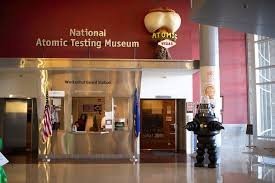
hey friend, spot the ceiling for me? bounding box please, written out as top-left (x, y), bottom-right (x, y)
top-left (191, 0), bottom-right (275, 38)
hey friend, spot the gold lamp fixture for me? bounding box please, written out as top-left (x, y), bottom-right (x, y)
top-left (144, 7), bottom-right (181, 59)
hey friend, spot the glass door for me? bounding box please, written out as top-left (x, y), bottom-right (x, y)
top-left (140, 99), bottom-right (175, 150)
top-left (252, 35), bottom-right (275, 150)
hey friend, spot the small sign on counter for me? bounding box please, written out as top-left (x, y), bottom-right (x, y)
top-left (105, 112), bottom-right (113, 129)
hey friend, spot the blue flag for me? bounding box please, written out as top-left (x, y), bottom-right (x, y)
top-left (133, 88), bottom-right (140, 137)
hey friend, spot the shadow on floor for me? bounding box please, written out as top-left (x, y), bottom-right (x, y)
top-left (140, 150), bottom-right (186, 163)
top-left (4, 151), bottom-right (37, 164)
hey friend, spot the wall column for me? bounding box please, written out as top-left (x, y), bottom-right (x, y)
top-left (200, 25), bottom-right (221, 115)
top-left (200, 25), bottom-right (222, 148)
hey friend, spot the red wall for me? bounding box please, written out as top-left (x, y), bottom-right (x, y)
top-left (0, 1), bottom-right (247, 124)
top-left (219, 29), bottom-right (247, 124)
top-left (0, 0), bottom-right (198, 59)
top-left (193, 28), bottom-right (247, 124)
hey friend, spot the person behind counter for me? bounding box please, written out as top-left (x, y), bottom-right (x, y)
top-left (73, 114), bottom-right (87, 131)
top-left (85, 114), bottom-right (101, 131)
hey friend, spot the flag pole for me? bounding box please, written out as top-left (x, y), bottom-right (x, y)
top-left (133, 88), bottom-right (140, 162)
top-left (45, 89), bottom-right (50, 161)
top-left (45, 89), bottom-right (49, 106)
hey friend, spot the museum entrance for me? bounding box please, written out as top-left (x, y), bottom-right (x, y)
top-left (140, 99), bottom-right (187, 162)
top-left (140, 99), bottom-right (176, 150)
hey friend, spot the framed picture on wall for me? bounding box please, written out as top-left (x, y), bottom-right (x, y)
top-left (186, 102), bottom-right (194, 113)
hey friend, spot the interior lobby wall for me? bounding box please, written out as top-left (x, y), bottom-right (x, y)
top-left (193, 28), bottom-right (247, 125)
top-left (0, 1), bottom-right (247, 124)
top-left (0, 0), bottom-right (198, 59)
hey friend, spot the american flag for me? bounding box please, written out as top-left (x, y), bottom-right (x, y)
top-left (42, 105), bottom-right (52, 143)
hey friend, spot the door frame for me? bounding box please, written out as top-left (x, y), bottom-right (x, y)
top-left (140, 98), bottom-right (177, 151)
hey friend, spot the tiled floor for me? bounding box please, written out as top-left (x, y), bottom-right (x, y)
top-left (3, 149), bottom-right (275, 183)
top-left (140, 150), bottom-right (186, 163)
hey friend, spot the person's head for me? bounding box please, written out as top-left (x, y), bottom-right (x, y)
top-left (80, 114), bottom-right (86, 120)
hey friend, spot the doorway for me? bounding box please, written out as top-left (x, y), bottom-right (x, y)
top-left (0, 98), bottom-right (38, 163)
top-left (140, 99), bottom-right (176, 150)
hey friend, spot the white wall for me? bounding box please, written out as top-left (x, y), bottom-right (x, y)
top-left (140, 69), bottom-right (193, 101)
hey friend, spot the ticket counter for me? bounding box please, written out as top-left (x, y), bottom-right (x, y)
top-left (50, 130), bottom-right (132, 158)
top-left (39, 70), bottom-right (141, 159)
